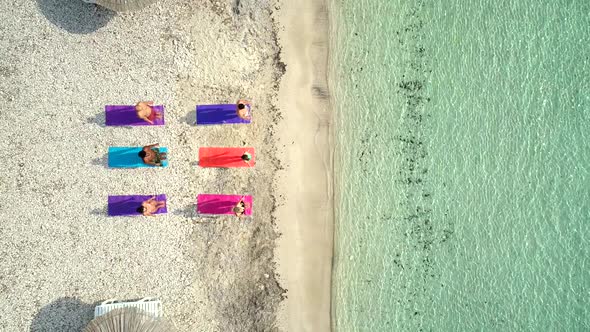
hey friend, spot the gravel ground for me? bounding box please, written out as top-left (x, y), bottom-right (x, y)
top-left (0, 0), bottom-right (286, 330)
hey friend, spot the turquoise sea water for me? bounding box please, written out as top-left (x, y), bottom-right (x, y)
top-left (330, 1), bottom-right (589, 331)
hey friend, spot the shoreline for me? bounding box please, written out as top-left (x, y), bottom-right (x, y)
top-left (276, 0), bottom-right (334, 330)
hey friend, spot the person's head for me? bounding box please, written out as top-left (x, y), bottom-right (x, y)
top-left (138, 150), bottom-right (147, 158)
top-left (136, 206), bottom-right (145, 214)
top-left (241, 153), bottom-right (251, 161)
top-left (233, 206), bottom-right (244, 214)
top-left (237, 103), bottom-right (245, 110)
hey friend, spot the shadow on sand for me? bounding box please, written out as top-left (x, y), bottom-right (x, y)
top-left (87, 113), bottom-right (106, 127)
top-left (173, 205), bottom-right (196, 219)
top-left (30, 297), bottom-right (96, 332)
top-left (90, 206), bottom-right (107, 215)
top-left (91, 153), bottom-right (108, 168)
top-left (183, 110), bottom-right (196, 125)
top-left (36, 0), bottom-right (115, 34)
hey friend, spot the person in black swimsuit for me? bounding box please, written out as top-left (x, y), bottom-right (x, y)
top-left (138, 143), bottom-right (167, 166)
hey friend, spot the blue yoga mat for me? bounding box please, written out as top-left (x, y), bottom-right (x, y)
top-left (196, 104), bottom-right (251, 125)
top-left (108, 147), bottom-right (169, 168)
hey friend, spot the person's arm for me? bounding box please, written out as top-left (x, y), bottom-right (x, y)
top-left (238, 113), bottom-right (251, 121)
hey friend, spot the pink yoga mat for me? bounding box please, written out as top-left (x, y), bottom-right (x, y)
top-left (196, 194), bottom-right (253, 216)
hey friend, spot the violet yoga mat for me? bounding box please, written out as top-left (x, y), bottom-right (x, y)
top-left (108, 194), bottom-right (167, 216)
top-left (196, 104), bottom-right (251, 125)
top-left (105, 105), bottom-right (165, 126)
top-left (196, 194), bottom-right (253, 215)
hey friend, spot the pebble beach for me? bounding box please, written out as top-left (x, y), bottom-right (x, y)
top-left (0, 0), bottom-right (310, 330)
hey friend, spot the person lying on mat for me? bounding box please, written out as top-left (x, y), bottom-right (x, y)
top-left (138, 143), bottom-right (167, 166)
top-left (236, 99), bottom-right (252, 121)
top-left (241, 151), bottom-right (252, 165)
top-left (135, 101), bottom-right (162, 124)
top-left (233, 196), bottom-right (249, 217)
top-left (137, 196), bottom-right (166, 216)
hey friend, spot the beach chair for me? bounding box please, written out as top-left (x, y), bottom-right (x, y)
top-left (196, 194), bottom-right (253, 216)
top-left (108, 147), bottom-right (169, 168)
top-left (108, 194), bottom-right (167, 216)
top-left (195, 104), bottom-right (251, 125)
top-left (198, 147), bottom-right (255, 168)
top-left (105, 105), bottom-right (165, 126)
top-left (94, 297), bottom-right (162, 318)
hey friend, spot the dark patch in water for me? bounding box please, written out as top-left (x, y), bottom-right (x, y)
top-left (347, 1), bottom-right (458, 327)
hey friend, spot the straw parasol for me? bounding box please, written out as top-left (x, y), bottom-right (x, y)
top-left (83, 308), bottom-right (175, 332)
top-left (82, 0), bottom-right (159, 12)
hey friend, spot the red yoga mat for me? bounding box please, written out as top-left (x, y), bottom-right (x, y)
top-left (198, 147), bottom-right (255, 168)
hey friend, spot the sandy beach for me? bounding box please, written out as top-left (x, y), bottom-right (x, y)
top-left (275, 0), bottom-right (333, 331)
top-left (0, 0), bottom-right (333, 330)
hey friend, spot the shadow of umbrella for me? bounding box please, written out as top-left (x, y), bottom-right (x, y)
top-left (83, 308), bottom-right (175, 331)
top-left (83, 0), bottom-right (159, 12)
top-left (30, 297), bottom-right (95, 332)
top-left (36, 0), bottom-right (115, 34)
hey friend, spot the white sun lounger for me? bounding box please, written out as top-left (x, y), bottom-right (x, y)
top-left (94, 297), bottom-right (162, 318)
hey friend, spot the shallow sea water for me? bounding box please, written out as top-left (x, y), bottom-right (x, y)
top-left (330, 1), bottom-right (590, 330)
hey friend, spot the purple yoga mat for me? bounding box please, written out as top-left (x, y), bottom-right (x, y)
top-left (108, 194), bottom-right (167, 216)
top-left (196, 104), bottom-right (251, 125)
top-left (105, 105), bottom-right (165, 126)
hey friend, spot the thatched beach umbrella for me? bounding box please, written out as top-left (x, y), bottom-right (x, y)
top-left (83, 308), bottom-right (175, 332)
top-left (82, 0), bottom-right (159, 12)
